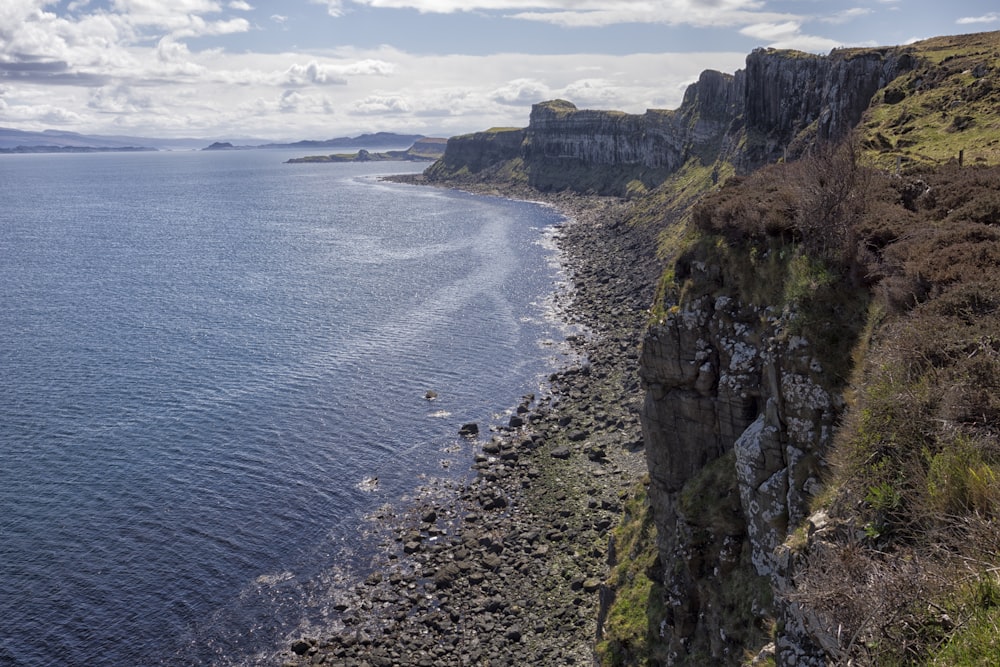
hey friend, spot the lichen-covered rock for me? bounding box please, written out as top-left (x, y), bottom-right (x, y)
top-left (640, 290), bottom-right (843, 664)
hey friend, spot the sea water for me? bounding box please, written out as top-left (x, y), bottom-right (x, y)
top-left (0, 150), bottom-right (570, 665)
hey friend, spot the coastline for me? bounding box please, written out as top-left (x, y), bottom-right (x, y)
top-left (279, 176), bottom-right (660, 665)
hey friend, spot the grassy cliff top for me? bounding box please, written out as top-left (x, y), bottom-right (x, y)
top-left (860, 31), bottom-right (1000, 168)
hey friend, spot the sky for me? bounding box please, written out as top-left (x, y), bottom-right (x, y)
top-left (1, 1), bottom-right (998, 141)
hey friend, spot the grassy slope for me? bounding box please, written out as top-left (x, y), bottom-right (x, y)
top-left (861, 31), bottom-right (1000, 169)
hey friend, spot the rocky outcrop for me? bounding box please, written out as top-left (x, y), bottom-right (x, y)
top-left (639, 287), bottom-right (843, 664)
top-left (423, 70), bottom-right (742, 194)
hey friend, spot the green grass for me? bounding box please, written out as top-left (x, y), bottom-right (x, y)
top-left (860, 32), bottom-right (1000, 169)
top-left (596, 482), bottom-right (671, 667)
top-left (931, 575), bottom-right (1000, 666)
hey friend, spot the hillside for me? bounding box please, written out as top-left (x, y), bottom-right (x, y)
top-left (417, 30), bottom-right (1000, 666)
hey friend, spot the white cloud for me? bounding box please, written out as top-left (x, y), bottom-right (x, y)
top-left (88, 84), bottom-right (153, 113)
top-left (286, 60), bottom-right (349, 85)
top-left (313, 0), bottom-right (346, 17)
top-left (491, 78), bottom-right (550, 106)
top-left (157, 37), bottom-right (191, 63)
top-left (228, 1), bottom-right (253, 10)
top-left (561, 78), bottom-right (630, 108)
top-left (285, 58), bottom-right (395, 85)
top-left (353, 95), bottom-right (411, 114)
top-left (337, 0), bottom-right (794, 29)
top-left (957, 12), bottom-right (1000, 25)
top-left (822, 8), bottom-right (872, 25)
top-left (280, 89), bottom-right (305, 111)
top-left (740, 21), bottom-right (801, 42)
top-left (339, 59), bottom-right (396, 76)
top-left (2, 101), bottom-right (85, 126)
top-left (739, 21), bottom-right (841, 52)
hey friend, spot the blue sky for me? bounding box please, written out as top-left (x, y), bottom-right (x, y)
top-left (1, 0), bottom-right (998, 140)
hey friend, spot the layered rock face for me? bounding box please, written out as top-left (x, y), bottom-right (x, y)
top-left (631, 46), bottom-right (916, 665)
top-left (739, 48), bottom-right (916, 169)
top-left (525, 69), bottom-right (740, 170)
top-left (425, 127), bottom-right (525, 177)
top-left (426, 47), bottom-right (914, 195)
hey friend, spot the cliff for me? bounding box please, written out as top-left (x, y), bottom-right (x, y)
top-left (425, 69), bottom-right (741, 195)
top-left (421, 29), bottom-right (1000, 666)
top-left (424, 45), bottom-right (919, 196)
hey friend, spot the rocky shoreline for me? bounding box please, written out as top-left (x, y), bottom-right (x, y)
top-left (279, 180), bottom-right (661, 666)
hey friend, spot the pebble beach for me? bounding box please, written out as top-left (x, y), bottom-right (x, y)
top-left (279, 184), bottom-right (660, 667)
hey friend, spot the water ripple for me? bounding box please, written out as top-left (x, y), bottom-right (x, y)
top-left (0, 153), bottom-right (569, 666)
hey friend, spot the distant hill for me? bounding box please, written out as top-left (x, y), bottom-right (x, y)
top-left (0, 128), bottom-right (428, 154)
top-left (0, 128), bottom-right (214, 152)
top-left (236, 132), bottom-right (427, 151)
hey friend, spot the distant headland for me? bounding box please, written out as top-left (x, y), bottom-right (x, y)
top-left (284, 137), bottom-right (447, 164)
top-left (202, 132), bottom-right (431, 152)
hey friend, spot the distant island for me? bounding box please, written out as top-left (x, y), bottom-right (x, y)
top-left (0, 127), bottom-right (442, 154)
top-left (203, 132), bottom-right (430, 152)
top-left (0, 127), bottom-right (213, 152)
top-left (284, 138), bottom-right (447, 164)
top-left (0, 145), bottom-right (156, 154)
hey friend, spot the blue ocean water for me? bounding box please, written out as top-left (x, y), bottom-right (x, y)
top-left (0, 150), bottom-right (569, 665)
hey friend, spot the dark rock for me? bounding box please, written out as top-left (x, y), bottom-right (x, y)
top-left (459, 422), bottom-right (479, 438)
top-left (550, 447), bottom-right (572, 459)
top-left (884, 87), bottom-right (906, 104)
top-left (290, 638), bottom-right (314, 656)
top-left (505, 627), bottom-right (523, 642)
top-left (433, 562), bottom-right (462, 588)
top-left (482, 553), bottom-right (503, 569)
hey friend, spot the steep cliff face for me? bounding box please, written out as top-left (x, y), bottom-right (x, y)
top-left (425, 48), bottom-right (914, 195)
top-left (419, 30), bottom-right (1000, 665)
top-left (423, 127), bottom-right (526, 178)
top-left (639, 288), bottom-right (844, 664)
top-left (739, 48), bottom-right (916, 170)
top-left (522, 70), bottom-right (742, 191)
top-left (424, 68), bottom-right (744, 194)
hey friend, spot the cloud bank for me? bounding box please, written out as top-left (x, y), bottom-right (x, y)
top-left (0, 0), bottom-right (990, 139)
